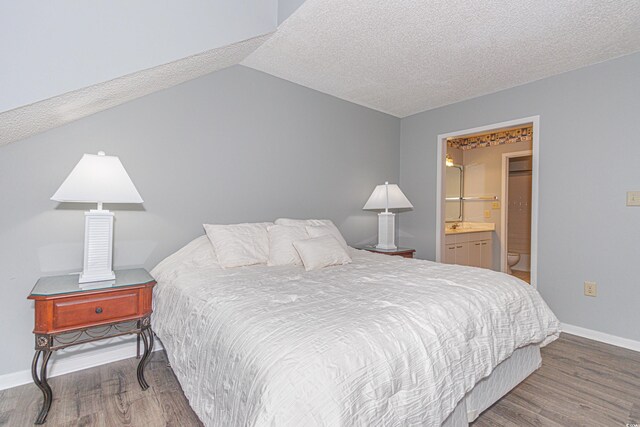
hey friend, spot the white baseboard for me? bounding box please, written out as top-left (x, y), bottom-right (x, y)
top-left (561, 323), bottom-right (640, 353)
top-left (0, 337), bottom-right (163, 391)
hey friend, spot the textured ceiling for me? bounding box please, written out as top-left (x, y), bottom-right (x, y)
top-left (243, 0), bottom-right (640, 117)
top-left (0, 34), bottom-right (271, 147)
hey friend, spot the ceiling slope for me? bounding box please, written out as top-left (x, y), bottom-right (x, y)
top-left (0, 34), bottom-right (271, 147)
top-left (1, 1), bottom-right (278, 113)
top-left (242, 0), bottom-right (640, 117)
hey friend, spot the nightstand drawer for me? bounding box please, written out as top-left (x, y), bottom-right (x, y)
top-left (53, 291), bottom-right (139, 330)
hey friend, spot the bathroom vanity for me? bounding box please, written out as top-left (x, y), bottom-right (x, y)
top-left (443, 157), bottom-right (499, 271)
top-left (444, 223), bottom-right (494, 269)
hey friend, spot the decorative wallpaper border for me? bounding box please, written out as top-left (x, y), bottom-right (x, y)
top-left (448, 126), bottom-right (532, 150)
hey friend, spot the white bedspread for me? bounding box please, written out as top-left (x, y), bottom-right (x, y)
top-left (151, 248), bottom-right (559, 426)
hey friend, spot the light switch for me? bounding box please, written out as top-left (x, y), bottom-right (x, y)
top-left (627, 191), bottom-right (640, 206)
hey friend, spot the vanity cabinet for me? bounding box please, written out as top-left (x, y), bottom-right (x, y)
top-left (469, 241), bottom-right (482, 267)
top-left (444, 232), bottom-right (493, 269)
top-left (459, 243), bottom-right (471, 265)
top-left (444, 243), bottom-right (456, 264)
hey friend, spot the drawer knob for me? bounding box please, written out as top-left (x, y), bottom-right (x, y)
top-left (95, 307), bottom-right (103, 314)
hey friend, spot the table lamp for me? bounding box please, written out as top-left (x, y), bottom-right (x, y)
top-left (51, 151), bottom-right (143, 285)
top-left (363, 181), bottom-right (413, 250)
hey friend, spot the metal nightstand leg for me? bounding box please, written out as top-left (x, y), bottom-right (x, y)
top-left (31, 350), bottom-right (53, 425)
top-left (136, 327), bottom-right (154, 390)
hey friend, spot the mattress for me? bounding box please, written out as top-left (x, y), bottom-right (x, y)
top-left (151, 246), bottom-right (559, 426)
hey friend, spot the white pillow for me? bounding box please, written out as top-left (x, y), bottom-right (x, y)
top-left (305, 224), bottom-right (349, 250)
top-left (275, 218), bottom-right (333, 227)
top-left (267, 225), bottom-right (309, 266)
top-left (204, 222), bottom-right (272, 268)
top-left (293, 235), bottom-right (352, 271)
top-left (151, 235), bottom-right (220, 282)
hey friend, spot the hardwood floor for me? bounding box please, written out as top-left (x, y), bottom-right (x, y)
top-left (0, 353), bottom-right (203, 427)
top-left (1, 334), bottom-right (638, 426)
top-left (511, 270), bottom-right (531, 284)
top-left (474, 334), bottom-right (640, 426)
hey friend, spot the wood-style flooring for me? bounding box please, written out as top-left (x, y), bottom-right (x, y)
top-left (0, 333), bottom-right (638, 426)
top-left (511, 270), bottom-right (531, 284)
top-left (0, 352), bottom-right (203, 427)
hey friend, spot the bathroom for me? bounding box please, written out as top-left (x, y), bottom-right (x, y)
top-left (443, 126), bottom-right (533, 283)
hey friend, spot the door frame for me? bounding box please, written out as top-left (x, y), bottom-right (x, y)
top-left (501, 150), bottom-right (533, 274)
top-left (435, 116), bottom-right (540, 288)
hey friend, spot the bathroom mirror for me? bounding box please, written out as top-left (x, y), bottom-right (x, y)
top-left (445, 165), bottom-right (463, 222)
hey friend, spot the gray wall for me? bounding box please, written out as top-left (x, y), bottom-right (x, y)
top-left (278, 0), bottom-right (306, 24)
top-left (399, 52), bottom-right (640, 341)
top-left (0, 65), bottom-right (399, 376)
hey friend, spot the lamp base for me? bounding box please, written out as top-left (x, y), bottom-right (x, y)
top-left (376, 212), bottom-right (397, 250)
top-left (79, 210), bottom-right (116, 284)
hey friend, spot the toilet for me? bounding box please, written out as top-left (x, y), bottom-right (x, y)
top-left (507, 252), bottom-right (520, 274)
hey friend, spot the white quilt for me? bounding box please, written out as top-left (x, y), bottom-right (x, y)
top-left (151, 248), bottom-right (559, 426)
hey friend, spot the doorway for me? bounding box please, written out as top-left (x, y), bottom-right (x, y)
top-left (435, 116), bottom-right (540, 288)
top-left (501, 151), bottom-right (533, 283)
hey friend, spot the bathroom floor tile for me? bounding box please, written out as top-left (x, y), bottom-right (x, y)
top-left (511, 270), bottom-right (530, 284)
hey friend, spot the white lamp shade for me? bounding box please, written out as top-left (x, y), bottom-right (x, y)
top-left (363, 183), bottom-right (413, 210)
top-left (51, 152), bottom-right (143, 204)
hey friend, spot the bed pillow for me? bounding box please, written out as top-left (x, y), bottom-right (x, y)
top-left (267, 225), bottom-right (309, 266)
top-left (305, 224), bottom-right (349, 250)
top-left (151, 235), bottom-right (220, 282)
top-left (204, 222), bottom-right (272, 268)
top-left (293, 235), bottom-right (352, 271)
top-left (275, 218), bottom-right (333, 227)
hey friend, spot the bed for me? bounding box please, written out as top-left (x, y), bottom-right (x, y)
top-left (151, 235), bottom-right (559, 426)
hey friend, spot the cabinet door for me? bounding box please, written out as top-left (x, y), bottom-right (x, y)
top-left (481, 240), bottom-right (492, 269)
top-left (469, 241), bottom-right (482, 267)
top-left (445, 244), bottom-right (456, 264)
top-left (455, 242), bottom-right (469, 266)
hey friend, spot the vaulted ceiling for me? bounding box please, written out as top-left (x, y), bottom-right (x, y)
top-left (0, 35), bottom-right (270, 147)
top-left (243, 0), bottom-right (640, 117)
top-left (0, 0), bottom-right (304, 147)
top-left (2, 0), bottom-right (640, 146)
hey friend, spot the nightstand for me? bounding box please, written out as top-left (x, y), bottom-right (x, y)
top-left (359, 246), bottom-right (416, 258)
top-left (27, 269), bottom-right (156, 425)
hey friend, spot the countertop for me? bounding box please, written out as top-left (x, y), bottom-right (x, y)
top-left (445, 222), bottom-right (495, 235)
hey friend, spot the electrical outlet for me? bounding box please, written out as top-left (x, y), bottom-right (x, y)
top-left (492, 201), bottom-right (501, 209)
top-left (584, 281), bottom-right (597, 297)
top-left (484, 210), bottom-right (491, 218)
top-left (627, 191), bottom-right (640, 206)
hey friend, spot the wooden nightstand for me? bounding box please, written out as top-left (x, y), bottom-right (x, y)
top-left (359, 246), bottom-right (416, 258)
top-left (27, 269), bottom-right (156, 425)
